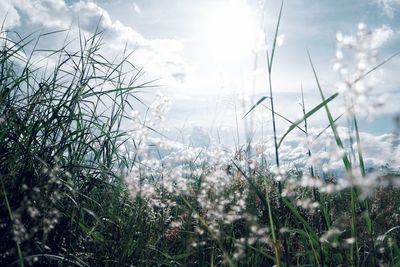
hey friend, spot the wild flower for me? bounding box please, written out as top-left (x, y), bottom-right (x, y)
top-left (271, 165), bottom-right (287, 182)
top-left (334, 23), bottom-right (383, 118)
top-left (319, 228), bottom-right (342, 247)
top-left (296, 197), bottom-right (320, 211)
top-left (149, 91), bottom-right (171, 122)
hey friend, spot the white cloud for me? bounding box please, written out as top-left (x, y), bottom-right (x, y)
top-left (2, 0), bottom-right (186, 84)
top-left (72, 1), bottom-right (114, 32)
top-left (376, 0), bottom-right (400, 17)
top-left (371, 24), bottom-right (395, 48)
top-left (276, 34), bottom-right (285, 47)
top-left (132, 2), bottom-right (141, 14)
top-left (272, 126), bottom-right (400, 173)
top-left (0, 0), bottom-right (21, 29)
top-left (13, 0), bottom-right (69, 28)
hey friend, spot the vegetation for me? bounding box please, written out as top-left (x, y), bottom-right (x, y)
top-left (1, 5), bottom-right (400, 267)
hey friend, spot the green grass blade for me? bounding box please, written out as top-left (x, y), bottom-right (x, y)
top-left (268, 0), bottom-right (285, 71)
top-left (307, 50), bottom-right (351, 170)
top-left (243, 96), bottom-right (270, 118)
top-left (277, 92), bottom-right (339, 149)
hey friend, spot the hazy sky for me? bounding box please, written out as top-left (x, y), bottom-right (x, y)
top-left (1, 0), bottom-right (400, 143)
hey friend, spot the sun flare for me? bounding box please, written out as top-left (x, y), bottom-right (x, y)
top-left (201, 0), bottom-right (258, 63)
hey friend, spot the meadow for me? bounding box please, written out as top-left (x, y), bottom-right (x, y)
top-left (1, 4), bottom-right (400, 267)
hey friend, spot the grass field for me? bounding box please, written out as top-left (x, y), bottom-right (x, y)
top-left (1, 4), bottom-right (400, 266)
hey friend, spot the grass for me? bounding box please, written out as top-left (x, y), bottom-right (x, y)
top-left (1, 6), bottom-right (400, 267)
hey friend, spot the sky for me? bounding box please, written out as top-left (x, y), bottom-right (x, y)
top-left (1, 0), bottom-right (400, 150)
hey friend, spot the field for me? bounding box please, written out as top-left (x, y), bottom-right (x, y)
top-left (1, 2), bottom-right (400, 266)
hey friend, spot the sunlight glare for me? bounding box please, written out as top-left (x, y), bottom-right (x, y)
top-left (201, 0), bottom-right (258, 63)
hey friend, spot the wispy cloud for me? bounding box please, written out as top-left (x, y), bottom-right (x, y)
top-left (0, 0), bottom-right (21, 29)
top-left (376, 0), bottom-right (400, 17)
top-left (132, 2), bottom-right (141, 14)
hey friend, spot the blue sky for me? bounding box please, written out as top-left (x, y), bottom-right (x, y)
top-left (98, 0), bottom-right (400, 136)
top-left (1, 0), bottom-right (400, 144)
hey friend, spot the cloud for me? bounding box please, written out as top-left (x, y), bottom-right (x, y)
top-left (132, 2), bottom-right (141, 14)
top-left (376, 0), bottom-right (400, 17)
top-left (371, 24), bottom-right (395, 48)
top-left (270, 126), bottom-right (399, 173)
top-left (13, 0), bottom-right (69, 28)
top-left (276, 34), bottom-right (285, 47)
top-left (190, 126), bottom-right (211, 147)
top-left (0, 0), bottom-right (21, 29)
top-left (2, 0), bottom-right (186, 84)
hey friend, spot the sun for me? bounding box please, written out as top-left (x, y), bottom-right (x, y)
top-left (200, 0), bottom-right (258, 63)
